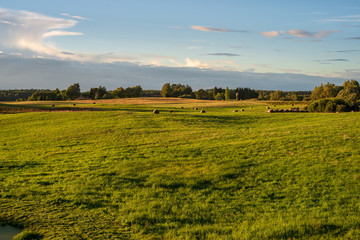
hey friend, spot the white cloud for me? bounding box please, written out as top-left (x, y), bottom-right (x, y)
top-left (261, 31), bottom-right (281, 38)
top-left (0, 8), bottom-right (166, 64)
top-left (322, 15), bottom-right (360, 22)
top-left (43, 31), bottom-right (84, 38)
top-left (185, 58), bottom-right (211, 69)
top-left (0, 20), bottom-right (16, 25)
top-left (261, 28), bottom-right (339, 40)
top-left (313, 30), bottom-right (340, 39)
top-left (190, 25), bottom-right (247, 33)
top-left (287, 29), bottom-right (313, 38)
top-left (60, 13), bottom-right (88, 20)
top-left (0, 8), bottom-right (81, 57)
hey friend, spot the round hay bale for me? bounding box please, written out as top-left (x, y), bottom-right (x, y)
top-left (93, 102), bottom-right (96, 104)
top-left (73, 104), bottom-right (76, 106)
top-left (180, 107), bottom-right (184, 109)
top-left (266, 107), bottom-right (270, 109)
top-left (52, 104), bottom-right (55, 107)
top-left (268, 109), bottom-right (274, 113)
top-left (200, 110), bottom-right (206, 113)
top-left (169, 110), bottom-right (174, 113)
top-left (153, 109), bottom-right (159, 114)
top-left (233, 109), bottom-right (238, 112)
top-left (241, 109), bottom-right (244, 112)
top-left (194, 107), bottom-right (198, 110)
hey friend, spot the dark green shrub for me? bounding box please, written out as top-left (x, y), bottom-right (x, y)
top-left (306, 98), bottom-right (350, 112)
top-left (336, 104), bottom-right (347, 112)
top-left (179, 94), bottom-right (193, 98)
top-left (13, 231), bottom-right (43, 240)
top-left (324, 101), bottom-right (336, 112)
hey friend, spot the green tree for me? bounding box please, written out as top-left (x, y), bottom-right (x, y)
top-left (112, 87), bottom-right (126, 98)
top-left (270, 90), bottom-right (284, 100)
top-left (66, 83), bottom-right (81, 100)
top-left (336, 80), bottom-right (360, 107)
top-left (287, 92), bottom-right (299, 101)
top-left (195, 89), bottom-right (209, 99)
top-left (93, 86), bottom-right (107, 100)
top-left (161, 83), bottom-right (171, 97)
top-left (215, 92), bottom-right (224, 100)
top-left (88, 88), bottom-right (98, 99)
top-left (225, 87), bottom-right (230, 100)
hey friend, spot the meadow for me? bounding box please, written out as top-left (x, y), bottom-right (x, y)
top-left (0, 98), bottom-right (360, 239)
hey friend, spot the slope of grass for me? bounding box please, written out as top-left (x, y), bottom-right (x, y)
top-left (0, 99), bottom-right (359, 239)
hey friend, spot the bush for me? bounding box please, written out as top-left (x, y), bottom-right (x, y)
top-left (13, 231), bottom-right (43, 240)
top-left (178, 94), bottom-right (193, 98)
top-left (306, 98), bottom-right (350, 112)
top-left (336, 104), bottom-right (347, 112)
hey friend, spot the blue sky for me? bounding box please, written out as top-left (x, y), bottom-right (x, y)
top-left (0, 0), bottom-right (359, 90)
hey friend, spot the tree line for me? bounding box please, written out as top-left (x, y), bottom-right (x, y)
top-left (24, 84), bottom-right (143, 101)
top-left (0, 80), bottom-right (357, 106)
top-left (160, 83), bottom-right (258, 100)
top-left (160, 83), bottom-right (311, 101)
top-left (306, 79), bottom-right (360, 112)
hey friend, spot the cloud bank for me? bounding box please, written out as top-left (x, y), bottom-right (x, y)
top-left (0, 55), bottom-right (346, 91)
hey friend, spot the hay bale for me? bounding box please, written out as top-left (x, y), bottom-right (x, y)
top-left (194, 107), bottom-right (198, 110)
top-left (233, 109), bottom-right (238, 112)
top-left (266, 106), bottom-right (270, 109)
top-left (180, 107), bottom-right (184, 109)
top-left (241, 109), bottom-right (244, 112)
top-left (93, 102), bottom-right (96, 104)
top-left (200, 110), bottom-right (206, 113)
top-left (153, 109), bottom-right (159, 114)
top-left (73, 104), bottom-right (76, 106)
top-left (52, 104), bottom-right (55, 107)
top-left (250, 107), bottom-right (253, 109)
top-left (169, 110), bottom-right (174, 113)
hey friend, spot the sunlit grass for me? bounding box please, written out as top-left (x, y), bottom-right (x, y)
top-left (1, 99), bottom-right (359, 239)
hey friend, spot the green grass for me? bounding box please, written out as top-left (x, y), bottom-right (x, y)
top-left (1, 99), bottom-right (360, 239)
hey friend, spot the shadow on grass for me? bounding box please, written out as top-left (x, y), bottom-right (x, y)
top-left (268, 223), bottom-right (345, 239)
top-left (0, 103), bottom-right (180, 114)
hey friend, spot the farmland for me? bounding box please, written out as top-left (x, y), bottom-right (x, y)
top-left (1, 98), bottom-right (360, 239)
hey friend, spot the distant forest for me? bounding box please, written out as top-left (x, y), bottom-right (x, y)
top-left (0, 82), bottom-right (312, 102)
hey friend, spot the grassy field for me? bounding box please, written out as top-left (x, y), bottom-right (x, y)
top-left (1, 98), bottom-right (360, 239)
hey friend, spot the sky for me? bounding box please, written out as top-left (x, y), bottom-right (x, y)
top-left (0, 0), bottom-right (360, 91)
